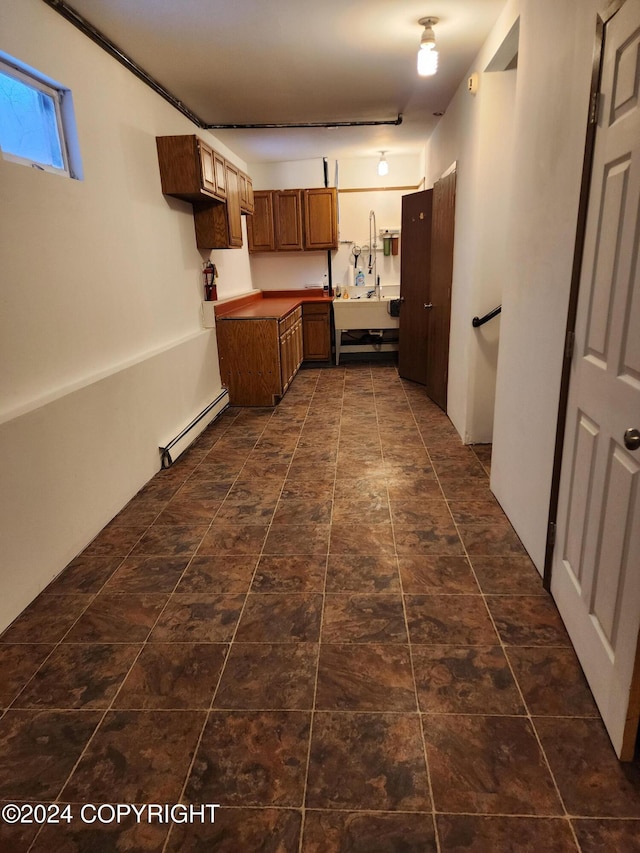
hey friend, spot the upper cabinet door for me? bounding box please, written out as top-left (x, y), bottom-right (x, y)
top-left (248, 191), bottom-right (275, 251)
top-left (214, 151), bottom-right (227, 199)
top-left (198, 140), bottom-right (217, 195)
top-left (224, 162), bottom-right (243, 248)
top-left (274, 190), bottom-right (304, 251)
top-left (304, 188), bottom-right (338, 250)
top-left (239, 172), bottom-right (254, 215)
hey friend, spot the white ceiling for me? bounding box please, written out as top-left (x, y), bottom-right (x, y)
top-left (60, 0), bottom-right (506, 163)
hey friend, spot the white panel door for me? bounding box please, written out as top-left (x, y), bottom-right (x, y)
top-left (551, 0), bottom-right (640, 761)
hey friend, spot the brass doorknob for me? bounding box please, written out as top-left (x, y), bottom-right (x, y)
top-left (624, 428), bottom-right (640, 451)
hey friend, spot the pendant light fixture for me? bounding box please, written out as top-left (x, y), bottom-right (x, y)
top-left (377, 151), bottom-right (389, 176)
top-left (417, 16), bottom-right (439, 77)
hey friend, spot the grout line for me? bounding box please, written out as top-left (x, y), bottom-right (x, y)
top-left (393, 369), bottom-right (442, 853)
top-left (297, 367), bottom-right (339, 853)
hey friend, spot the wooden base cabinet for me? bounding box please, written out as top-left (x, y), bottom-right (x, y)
top-left (302, 302), bottom-right (331, 361)
top-left (216, 307), bottom-right (303, 406)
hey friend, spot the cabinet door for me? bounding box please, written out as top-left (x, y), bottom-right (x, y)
top-left (217, 318), bottom-right (280, 406)
top-left (304, 188), bottom-right (338, 250)
top-left (224, 163), bottom-right (243, 248)
top-left (274, 191), bottom-right (304, 251)
top-left (293, 313), bottom-right (303, 372)
top-left (248, 191), bottom-right (275, 252)
top-left (279, 324), bottom-right (289, 392)
top-left (193, 164), bottom-right (243, 250)
top-left (303, 303), bottom-right (331, 361)
top-left (198, 140), bottom-right (217, 195)
top-left (214, 152), bottom-right (227, 199)
top-left (245, 176), bottom-right (254, 214)
top-left (239, 172), bottom-right (254, 215)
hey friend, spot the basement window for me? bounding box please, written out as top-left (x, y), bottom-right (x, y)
top-left (0, 54), bottom-right (82, 179)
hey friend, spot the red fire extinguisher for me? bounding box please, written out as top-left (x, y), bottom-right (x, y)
top-left (203, 261), bottom-right (217, 301)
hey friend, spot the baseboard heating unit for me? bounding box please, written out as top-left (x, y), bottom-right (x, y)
top-left (159, 389), bottom-right (229, 468)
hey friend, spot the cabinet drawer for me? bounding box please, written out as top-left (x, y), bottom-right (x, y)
top-left (303, 303), bottom-right (330, 316)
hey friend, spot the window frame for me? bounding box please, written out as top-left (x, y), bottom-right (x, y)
top-left (0, 55), bottom-right (81, 180)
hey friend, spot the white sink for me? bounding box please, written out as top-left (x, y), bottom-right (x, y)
top-left (333, 296), bottom-right (399, 365)
top-left (333, 297), bottom-right (399, 331)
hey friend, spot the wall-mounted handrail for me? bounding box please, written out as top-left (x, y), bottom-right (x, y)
top-left (472, 305), bottom-right (502, 328)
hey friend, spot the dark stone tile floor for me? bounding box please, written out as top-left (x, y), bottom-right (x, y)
top-left (0, 363), bottom-right (638, 852)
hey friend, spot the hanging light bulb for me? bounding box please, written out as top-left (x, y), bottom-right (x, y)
top-left (417, 17), bottom-right (439, 77)
top-left (377, 151), bottom-right (389, 176)
top-left (418, 47), bottom-right (438, 76)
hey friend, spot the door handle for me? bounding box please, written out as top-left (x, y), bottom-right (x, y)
top-left (624, 428), bottom-right (640, 451)
top-left (424, 303), bottom-right (433, 310)
top-left (400, 296), bottom-right (405, 303)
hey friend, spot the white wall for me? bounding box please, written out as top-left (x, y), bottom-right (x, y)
top-left (423, 0), bottom-right (520, 444)
top-left (466, 70), bottom-right (516, 441)
top-left (0, 0), bottom-right (253, 630)
top-left (249, 154), bottom-right (422, 292)
top-left (491, 0), bottom-right (604, 570)
top-left (423, 0), bottom-right (604, 574)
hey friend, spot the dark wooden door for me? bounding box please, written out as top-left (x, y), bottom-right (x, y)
top-left (398, 190), bottom-right (433, 384)
top-left (426, 169), bottom-right (456, 410)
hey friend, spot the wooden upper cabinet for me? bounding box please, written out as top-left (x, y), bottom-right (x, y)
top-left (304, 188), bottom-right (338, 250)
top-left (193, 161), bottom-right (242, 249)
top-left (248, 187), bottom-right (338, 253)
top-left (273, 190), bottom-right (304, 251)
top-left (248, 191), bottom-right (275, 251)
top-left (156, 134), bottom-right (222, 202)
top-left (156, 134), bottom-right (250, 249)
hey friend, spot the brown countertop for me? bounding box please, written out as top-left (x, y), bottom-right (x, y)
top-left (215, 290), bottom-right (333, 321)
